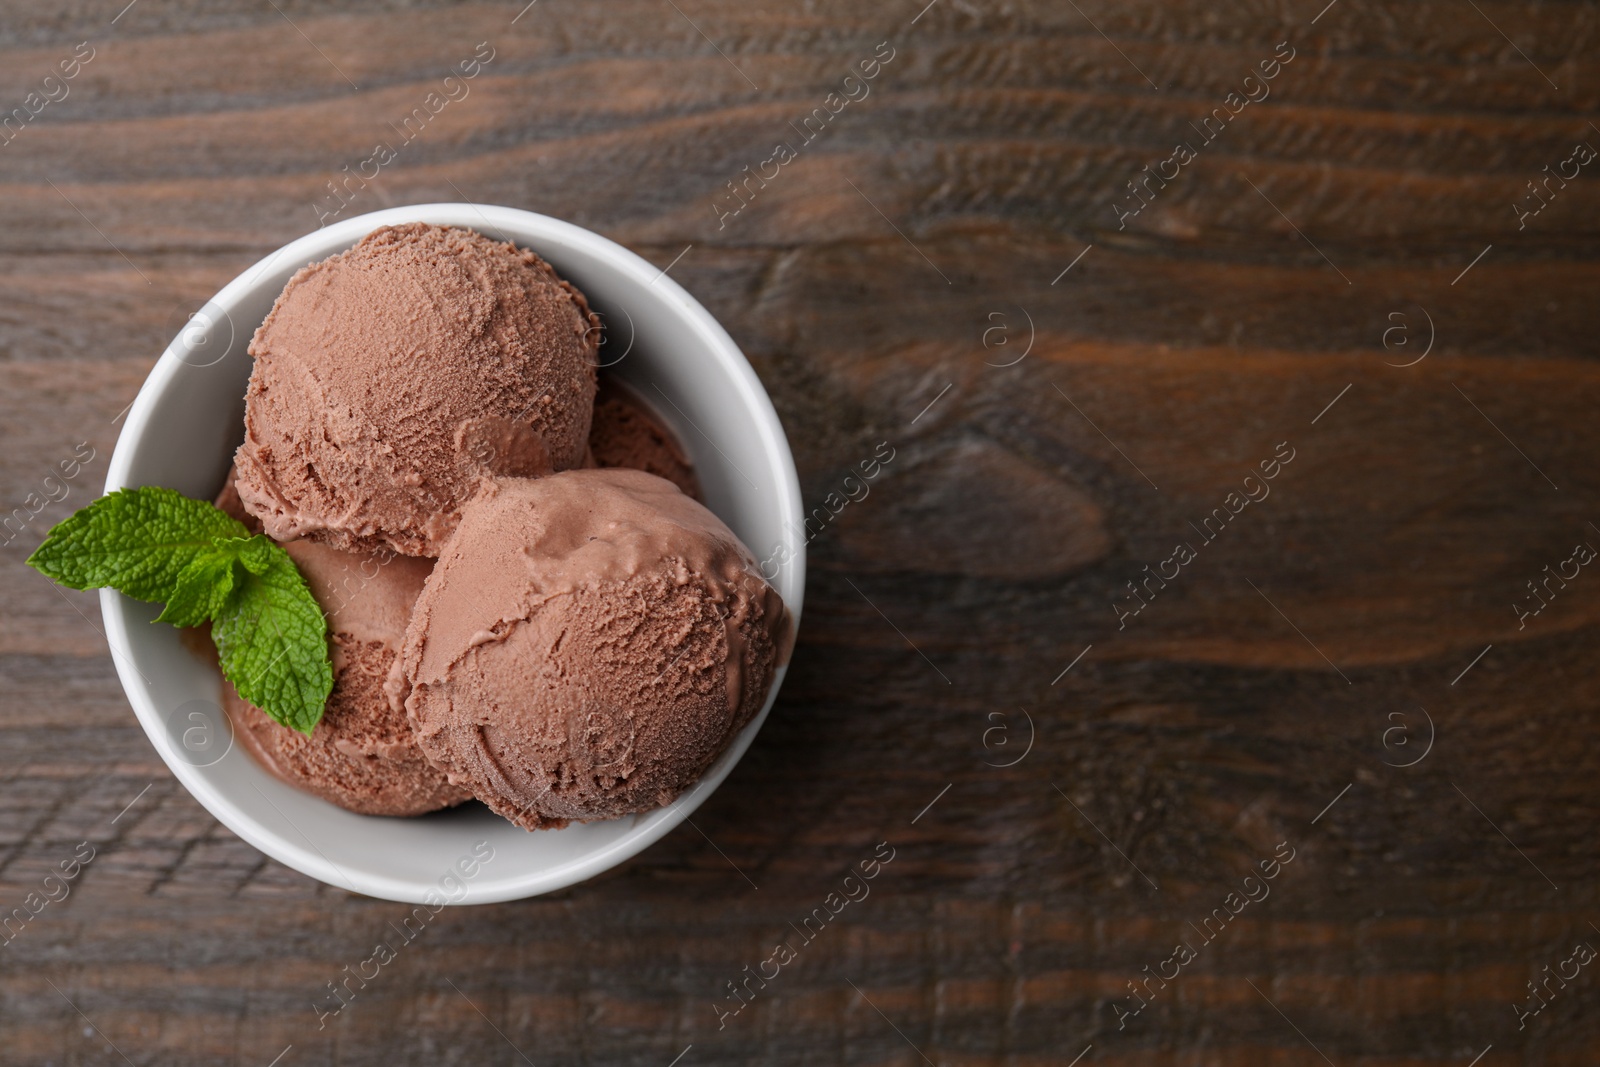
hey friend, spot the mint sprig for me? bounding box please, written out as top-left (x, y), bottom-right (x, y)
top-left (27, 487), bottom-right (333, 735)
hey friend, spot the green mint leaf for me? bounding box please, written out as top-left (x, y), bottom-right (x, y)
top-left (155, 534), bottom-right (283, 627)
top-left (227, 535), bottom-right (274, 576)
top-left (29, 487), bottom-right (333, 734)
top-left (26, 486), bottom-right (249, 602)
top-left (154, 549), bottom-right (238, 627)
top-left (212, 541), bottom-right (332, 735)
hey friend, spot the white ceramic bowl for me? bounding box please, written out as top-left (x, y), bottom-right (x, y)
top-left (101, 204), bottom-right (805, 904)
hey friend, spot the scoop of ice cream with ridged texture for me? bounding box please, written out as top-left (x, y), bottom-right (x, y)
top-left (214, 469), bottom-right (471, 817)
top-left (234, 222), bottom-right (600, 558)
top-left (587, 375), bottom-right (701, 501)
top-left (400, 469), bottom-right (791, 830)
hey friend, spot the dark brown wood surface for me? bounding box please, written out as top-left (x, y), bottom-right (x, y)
top-left (2, 1), bottom-right (1598, 1063)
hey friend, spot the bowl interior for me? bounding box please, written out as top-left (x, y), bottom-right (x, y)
top-left (101, 204), bottom-right (804, 904)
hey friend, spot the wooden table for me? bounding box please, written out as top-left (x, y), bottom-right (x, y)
top-left (2, 1), bottom-right (1596, 1063)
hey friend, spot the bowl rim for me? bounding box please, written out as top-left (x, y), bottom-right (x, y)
top-left (99, 203), bottom-right (805, 904)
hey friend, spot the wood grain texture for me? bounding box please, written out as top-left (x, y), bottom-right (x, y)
top-left (1, 0), bottom-right (1597, 1064)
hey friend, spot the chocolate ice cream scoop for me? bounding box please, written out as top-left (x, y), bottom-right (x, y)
top-left (234, 222), bottom-right (600, 557)
top-left (215, 468), bottom-right (470, 817)
top-left (588, 376), bottom-right (701, 501)
top-left (222, 539), bottom-right (472, 817)
top-left (400, 469), bottom-right (789, 830)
